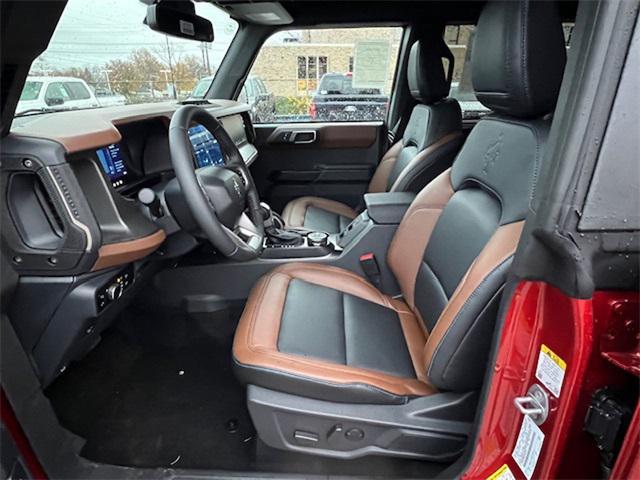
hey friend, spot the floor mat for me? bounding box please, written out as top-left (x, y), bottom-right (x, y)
top-left (46, 329), bottom-right (446, 477)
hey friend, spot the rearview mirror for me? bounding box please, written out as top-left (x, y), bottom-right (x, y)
top-left (145, 1), bottom-right (214, 42)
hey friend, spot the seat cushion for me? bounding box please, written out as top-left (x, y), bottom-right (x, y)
top-left (282, 196), bottom-right (358, 233)
top-left (233, 263), bottom-right (435, 404)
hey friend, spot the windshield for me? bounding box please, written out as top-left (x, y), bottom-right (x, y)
top-left (16, 0), bottom-right (238, 116)
top-left (20, 81), bottom-right (43, 101)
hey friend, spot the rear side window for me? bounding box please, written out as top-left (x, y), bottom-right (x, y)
top-left (45, 83), bottom-right (71, 102)
top-left (65, 82), bottom-right (91, 100)
top-left (242, 27), bottom-right (402, 124)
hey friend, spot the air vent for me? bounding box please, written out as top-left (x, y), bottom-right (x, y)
top-left (8, 172), bottom-right (65, 250)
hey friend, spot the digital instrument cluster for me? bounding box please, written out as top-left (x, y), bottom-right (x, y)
top-left (188, 124), bottom-right (224, 168)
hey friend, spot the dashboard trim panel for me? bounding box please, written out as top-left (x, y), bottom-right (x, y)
top-left (11, 100), bottom-right (250, 153)
top-left (91, 229), bottom-right (166, 271)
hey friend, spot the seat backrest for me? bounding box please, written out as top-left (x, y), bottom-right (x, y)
top-left (368, 40), bottom-right (463, 194)
top-left (387, 0), bottom-right (566, 392)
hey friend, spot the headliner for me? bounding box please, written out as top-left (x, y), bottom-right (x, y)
top-left (215, 1), bottom-right (577, 27)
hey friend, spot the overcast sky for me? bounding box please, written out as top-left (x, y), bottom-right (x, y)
top-left (34, 0), bottom-right (239, 71)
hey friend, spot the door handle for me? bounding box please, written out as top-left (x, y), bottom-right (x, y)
top-left (290, 130), bottom-right (316, 144)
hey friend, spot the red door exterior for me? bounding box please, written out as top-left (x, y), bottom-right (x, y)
top-left (463, 281), bottom-right (639, 479)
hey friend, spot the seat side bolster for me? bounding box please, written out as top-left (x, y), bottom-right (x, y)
top-left (424, 221), bottom-right (524, 388)
top-left (233, 263), bottom-right (435, 398)
top-left (282, 197), bottom-right (358, 228)
top-left (387, 169), bottom-right (454, 312)
top-left (367, 140), bottom-right (403, 193)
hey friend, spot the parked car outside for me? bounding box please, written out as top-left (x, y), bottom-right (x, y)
top-left (93, 87), bottom-right (127, 107)
top-left (309, 72), bottom-right (389, 122)
top-left (449, 81), bottom-right (490, 119)
top-left (191, 74), bottom-right (276, 123)
top-left (190, 75), bottom-right (214, 99)
top-left (16, 76), bottom-right (128, 114)
top-left (238, 75), bottom-right (276, 123)
top-left (17, 76), bottom-right (100, 114)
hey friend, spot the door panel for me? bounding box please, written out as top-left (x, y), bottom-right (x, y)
top-left (251, 122), bottom-right (387, 213)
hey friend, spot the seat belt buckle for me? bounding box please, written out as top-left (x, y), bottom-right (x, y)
top-left (359, 252), bottom-right (381, 288)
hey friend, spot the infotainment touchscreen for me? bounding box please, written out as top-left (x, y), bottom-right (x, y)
top-left (96, 143), bottom-right (128, 188)
top-left (188, 124), bottom-right (224, 168)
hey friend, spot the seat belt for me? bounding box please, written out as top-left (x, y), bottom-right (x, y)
top-left (359, 252), bottom-right (382, 289)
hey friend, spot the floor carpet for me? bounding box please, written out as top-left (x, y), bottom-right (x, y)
top-left (46, 324), bottom-right (446, 477)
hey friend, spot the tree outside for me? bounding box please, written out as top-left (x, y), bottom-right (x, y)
top-left (30, 42), bottom-right (210, 104)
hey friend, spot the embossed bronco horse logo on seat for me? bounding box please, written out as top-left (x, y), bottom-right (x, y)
top-left (482, 132), bottom-right (504, 175)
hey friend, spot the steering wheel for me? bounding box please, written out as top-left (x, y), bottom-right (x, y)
top-left (168, 105), bottom-right (264, 261)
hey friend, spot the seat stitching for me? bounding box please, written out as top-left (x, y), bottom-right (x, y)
top-left (341, 291), bottom-right (348, 367)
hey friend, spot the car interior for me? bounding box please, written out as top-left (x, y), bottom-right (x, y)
top-left (2, 0), bottom-right (607, 478)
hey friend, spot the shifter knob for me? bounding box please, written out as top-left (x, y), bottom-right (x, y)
top-left (138, 188), bottom-right (163, 217)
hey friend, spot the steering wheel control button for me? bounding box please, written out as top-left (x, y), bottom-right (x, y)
top-left (307, 231), bottom-right (329, 247)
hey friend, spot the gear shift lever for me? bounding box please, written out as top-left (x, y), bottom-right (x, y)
top-left (260, 202), bottom-right (303, 245)
top-left (260, 202), bottom-right (278, 228)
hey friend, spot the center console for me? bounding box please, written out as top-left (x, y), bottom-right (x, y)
top-left (261, 192), bottom-right (415, 261)
top-left (173, 192), bottom-right (417, 302)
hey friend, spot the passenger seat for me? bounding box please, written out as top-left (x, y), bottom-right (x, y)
top-left (282, 39), bottom-right (463, 234)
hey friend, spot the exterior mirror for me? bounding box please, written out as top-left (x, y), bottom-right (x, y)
top-left (45, 97), bottom-right (64, 106)
top-left (145, 1), bottom-right (214, 42)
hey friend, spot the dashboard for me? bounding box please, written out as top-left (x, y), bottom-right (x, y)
top-left (47, 105), bottom-right (259, 192)
top-left (94, 123), bottom-right (225, 189)
top-left (5, 100), bottom-right (258, 275)
top-left (2, 100), bottom-right (257, 386)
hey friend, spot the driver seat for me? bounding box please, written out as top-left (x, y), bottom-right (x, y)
top-left (233, 0), bottom-right (566, 459)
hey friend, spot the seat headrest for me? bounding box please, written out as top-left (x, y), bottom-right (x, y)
top-left (472, 0), bottom-right (567, 118)
top-left (407, 40), bottom-right (451, 104)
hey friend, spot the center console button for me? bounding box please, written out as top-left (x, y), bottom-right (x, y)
top-left (307, 231), bottom-right (329, 247)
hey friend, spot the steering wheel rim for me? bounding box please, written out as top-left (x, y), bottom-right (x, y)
top-left (168, 105), bottom-right (264, 260)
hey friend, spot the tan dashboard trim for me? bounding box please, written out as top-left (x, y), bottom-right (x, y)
top-left (11, 100), bottom-right (247, 154)
top-left (91, 229), bottom-right (166, 272)
top-left (15, 115), bottom-right (122, 154)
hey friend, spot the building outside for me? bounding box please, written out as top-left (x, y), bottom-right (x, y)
top-left (250, 27), bottom-right (403, 98)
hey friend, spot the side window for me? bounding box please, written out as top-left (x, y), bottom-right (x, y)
top-left (45, 83), bottom-right (71, 103)
top-left (242, 27), bottom-right (402, 124)
top-left (65, 82), bottom-right (91, 100)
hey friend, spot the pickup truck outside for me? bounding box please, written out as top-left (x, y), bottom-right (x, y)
top-left (309, 72), bottom-right (389, 122)
top-left (16, 76), bottom-right (125, 115)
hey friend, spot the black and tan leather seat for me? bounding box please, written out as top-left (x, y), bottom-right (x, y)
top-left (282, 39), bottom-right (463, 234)
top-left (234, 0), bottom-right (566, 457)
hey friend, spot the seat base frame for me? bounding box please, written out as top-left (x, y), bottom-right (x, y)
top-left (247, 385), bottom-right (477, 461)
